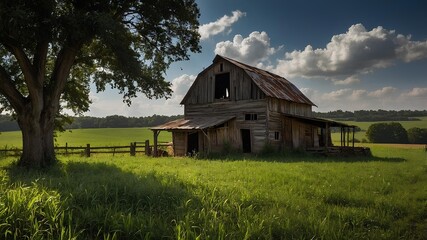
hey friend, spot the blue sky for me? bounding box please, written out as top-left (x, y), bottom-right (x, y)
top-left (88, 0), bottom-right (427, 116)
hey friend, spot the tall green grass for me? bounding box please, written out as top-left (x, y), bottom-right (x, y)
top-left (0, 144), bottom-right (426, 239)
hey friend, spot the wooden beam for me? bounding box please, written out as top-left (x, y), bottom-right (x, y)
top-left (145, 140), bottom-right (150, 156)
top-left (352, 126), bottom-right (355, 148)
top-left (348, 127), bottom-right (350, 147)
top-left (200, 129), bottom-right (210, 155)
top-left (153, 130), bottom-right (159, 157)
top-left (325, 123), bottom-right (330, 148)
top-left (85, 144), bottom-right (90, 157)
top-left (343, 127), bottom-right (346, 147)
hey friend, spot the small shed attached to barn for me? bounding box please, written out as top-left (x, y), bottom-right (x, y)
top-left (152, 55), bottom-right (358, 156)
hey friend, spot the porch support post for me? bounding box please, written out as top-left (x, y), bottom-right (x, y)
top-left (342, 127), bottom-right (345, 147)
top-left (343, 127), bottom-right (346, 147)
top-left (200, 129), bottom-right (210, 155)
top-left (325, 123), bottom-right (330, 148)
top-left (352, 126), bottom-right (355, 148)
top-left (347, 127), bottom-right (350, 147)
top-left (346, 127), bottom-right (348, 147)
top-left (153, 130), bottom-right (160, 157)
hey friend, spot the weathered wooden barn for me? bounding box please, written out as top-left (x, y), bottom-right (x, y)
top-left (152, 55), bottom-right (359, 156)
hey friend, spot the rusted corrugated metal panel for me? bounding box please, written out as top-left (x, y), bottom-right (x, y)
top-left (151, 116), bottom-right (235, 130)
top-left (217, 55), bottom-right (316, 106)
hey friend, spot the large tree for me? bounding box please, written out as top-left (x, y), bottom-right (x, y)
top-left (0, 0), bottom-right (201, 168)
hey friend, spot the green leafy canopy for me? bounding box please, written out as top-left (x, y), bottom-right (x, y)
top-left (0, 0), bottom-right (201, 115)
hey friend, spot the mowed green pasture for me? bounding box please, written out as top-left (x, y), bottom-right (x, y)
top-left (0, 128), bottom-right (171, 148)
top-left (0, 144), bottom-right (426, 239)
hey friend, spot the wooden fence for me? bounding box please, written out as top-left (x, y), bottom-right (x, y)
top-left (0, 140), bottom-right (172, 157)
top-left (306, 146), bottom-right (371, 157)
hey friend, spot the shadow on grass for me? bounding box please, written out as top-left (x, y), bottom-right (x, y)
top-left (195, 151), bottom-right (406, 163)
top-left (4, 161), bottom-right (194, 239)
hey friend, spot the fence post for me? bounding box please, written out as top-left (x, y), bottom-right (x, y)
top-left (130, 142), bottom-right (136, 156)
top-left (85, 144), bottom-right (90, 157)
top-left (65, 142), bottom-right (68, 156)
top-left (145, 140), bottom-right (150, 156)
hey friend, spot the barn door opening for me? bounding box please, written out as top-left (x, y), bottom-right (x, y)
top-left (187, 132), bottom-right (199, 155)
top-left (241, 129), bottom-right (251, 153)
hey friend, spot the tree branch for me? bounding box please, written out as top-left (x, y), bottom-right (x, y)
top-left (0, 64), bottom-right (25, 113)
top-left (1, 36), bottom-right (38, 90)
top-left (46, 41), bottom-right (83, 111)
top-left (1, 36), bottom-right (44, 116)
top-left (33, 40), bottom-right (49, 86)
top-left (33, 0), bottom-right (52, 88)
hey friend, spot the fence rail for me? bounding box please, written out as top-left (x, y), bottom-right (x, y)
top-left (0, 140), bottom-right (172, 157)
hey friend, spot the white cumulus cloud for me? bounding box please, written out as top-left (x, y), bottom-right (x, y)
top-left (321, 89), bottom-right (352, 101)
top-left (367, 86), bottom-right (397, 98)
top-left (349, 89), bottom-right (368, 100)
top-left (333, 76), bottom-right (361, 85)
top-left (299, 88), bottom-right (317, 100)
top-left (166, 74), bottom-right (196, 105)
top-left (86, 75), bottom-right (196, 117)
top-left (402, 87), bottom-right (427, 97)
top-left (273, 23), bottom-right (427, 80)
top-left (214, 31), bottom-right (280, 66)
top-left (198, 10), bottom-right (246, 40)
top-left (301, 86), bottom-right (427, 112)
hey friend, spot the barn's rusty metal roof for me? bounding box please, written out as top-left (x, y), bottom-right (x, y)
top-left (216, 55), bottom-right (316, 106)
top-left (151, 116), bottom-right (235, 130)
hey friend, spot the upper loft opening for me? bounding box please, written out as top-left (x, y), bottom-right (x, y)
top-left (215, 73), bottom-right (230, 100)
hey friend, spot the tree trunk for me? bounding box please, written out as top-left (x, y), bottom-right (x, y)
top-left (17, 109), bottom-right (56, 168)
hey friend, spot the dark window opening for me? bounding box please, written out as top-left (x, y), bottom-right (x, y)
top-left (220, 63), bottom-right (223, 72)
top-left (274, 131), bottom-right (280, 140)
top-left (245, 113), bottom-right (258, 121)
top-left (215, 73), bottom-right (230, 99)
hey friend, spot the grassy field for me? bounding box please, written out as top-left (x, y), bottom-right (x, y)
top-left (0, 144), bottom-right (426, 239)
top-left (0, 128), bottom-right (172, 148)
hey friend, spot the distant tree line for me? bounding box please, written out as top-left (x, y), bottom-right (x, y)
top-left (0, 115), bottom-right (19, 132)
top-left (0, 114), bottom-right (183, 132)
top-left (366, 122), bottom-right (427, 144)
top-left (313, 109), bottom-right (427, 121)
